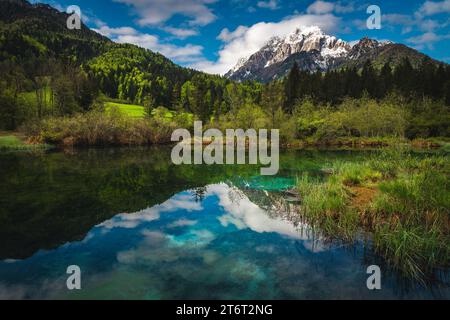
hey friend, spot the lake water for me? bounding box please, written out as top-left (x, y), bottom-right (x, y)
top-left (0, 147), bottom-right (448, 299)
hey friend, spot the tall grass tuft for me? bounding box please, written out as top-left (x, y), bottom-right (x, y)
top-left (297, 148), bottom-right (450, 280)
top-left (297, 174), bottom-right (357, 240)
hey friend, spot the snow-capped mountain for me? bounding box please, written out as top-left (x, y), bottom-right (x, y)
top-left (265, 26), bottom-right (350, 67)
top-left (225, 26), bottom-right (429, 82)
top-left (225, 26), bottom-right (352, 81)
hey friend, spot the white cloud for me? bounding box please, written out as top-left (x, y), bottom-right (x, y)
top-left (93, 21), bottom-right (199, 42)
top-left (257, 0), bottom-right (280, 10)
top-left (382, 13), bottom-right (412, 26)
top-left (382, 13), bottom-right (443, 33)
top-left (307, 1), bottom-right (354, 15)
top-left (93, 26), bottom-right (139, 37)
top-left (189, 13), bottom-right (341, 75)
top-left (207, 184), bottom-right (326, 251)
top-left (406, 31), bottom-right (450, 50)
top-left (419, 19), bottom-right (440, 31)
top-left (116, 33), bottom-right (204, 61)
top-left (113, 0), bottom-right (217, 26)
top-left (163, 27), bottom-right (199, 39)
top-left (167, 219), bottom-right (198, 228)
top-left (217, 25), bottom-right (249, 42)
top-left (92, 24), bottom-right (204, 63)
top-left (307, 1), bottom-right (334, 14)
top-left (99, 193), bottom-right (203, 230)
top-left (417, 0), bottom-right (450, 16)
top-left (351, 18), bottom-right (367, 30)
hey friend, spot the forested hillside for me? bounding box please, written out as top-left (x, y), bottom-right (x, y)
top-left (0, 0), bottom-right (261, 128)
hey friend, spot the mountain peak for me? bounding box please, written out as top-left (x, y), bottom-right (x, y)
top-left (357, 37), bottom-right (381, 48)
top-left (226, 25), bottom-right (350, 81)
top-left (347, 37), bottom-right (392, 61)
top-left (226, 29), bottom-right (432, 82)
top-left (297, 25), bottom-right (324, 36)
top-left (282, 26), bottom-right (326, 47)
top-left (287, 26), bottom-right (324, 38)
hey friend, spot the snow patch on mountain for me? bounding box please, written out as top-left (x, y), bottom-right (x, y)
top-left (226, 26), bottom-right (354, 80)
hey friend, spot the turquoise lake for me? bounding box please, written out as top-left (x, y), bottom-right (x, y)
top-left (0, 147), bottom-right (448, 299)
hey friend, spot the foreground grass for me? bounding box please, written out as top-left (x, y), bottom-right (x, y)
top-left (0, 135), bottom-right (50, 151)
top-left (297, 148), bottom-right (449, 280)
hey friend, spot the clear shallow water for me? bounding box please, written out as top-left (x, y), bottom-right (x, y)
top-left (0, 147), bottom-right (448, 299)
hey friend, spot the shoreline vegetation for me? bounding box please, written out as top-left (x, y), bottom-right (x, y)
top-left (2, 118), bottom-right (448, 151)
top-left (7, 95), bottom-right (449, 151)
top-left (0, 133), bottom-right (50, 151)
top-left (297, 149), bottom-right (449, 281)
top-left (2, 125), bottom-right (448, 155)
top-left (1, 132), bottom-right (448, 153)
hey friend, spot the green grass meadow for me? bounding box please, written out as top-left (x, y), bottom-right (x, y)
top-left (104, 102), bottom-right (146, 118)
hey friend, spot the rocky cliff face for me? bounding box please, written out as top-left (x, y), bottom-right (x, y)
top-left (225, 26), bottom-right (353, 81)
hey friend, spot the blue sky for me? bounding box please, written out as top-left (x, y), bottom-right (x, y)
top-left (31, 0), bottom-right (450, 74)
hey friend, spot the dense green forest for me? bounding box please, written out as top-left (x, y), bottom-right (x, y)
top-left (0, 1), bottom-right (262, 130)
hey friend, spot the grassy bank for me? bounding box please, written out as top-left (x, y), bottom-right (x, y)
top-left (0, 134), bottom-right (50, 151)
top-left (297, 148), bottom-right (449, 280)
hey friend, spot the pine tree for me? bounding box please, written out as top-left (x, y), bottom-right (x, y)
top-left (394, 57), bottom-right (415, 97)
top-left (379, 61), bottom-right (393, 98)
top-left (143, 95), bottom-right (155, 118)
top-left (284, 62), bottom-right (301, 113)
top-left (361, 60), bottom-right (377, 97)
top-left (344, 67), bottom-right (362, 98)
top-left (262, 81), bottom-right (284, 128)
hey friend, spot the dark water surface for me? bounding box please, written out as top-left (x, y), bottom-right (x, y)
top-left (0, 147), bottom-right (448, 299)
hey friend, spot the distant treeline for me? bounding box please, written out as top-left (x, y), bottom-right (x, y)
top-left (283, 58), bottom-right (450, 111)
